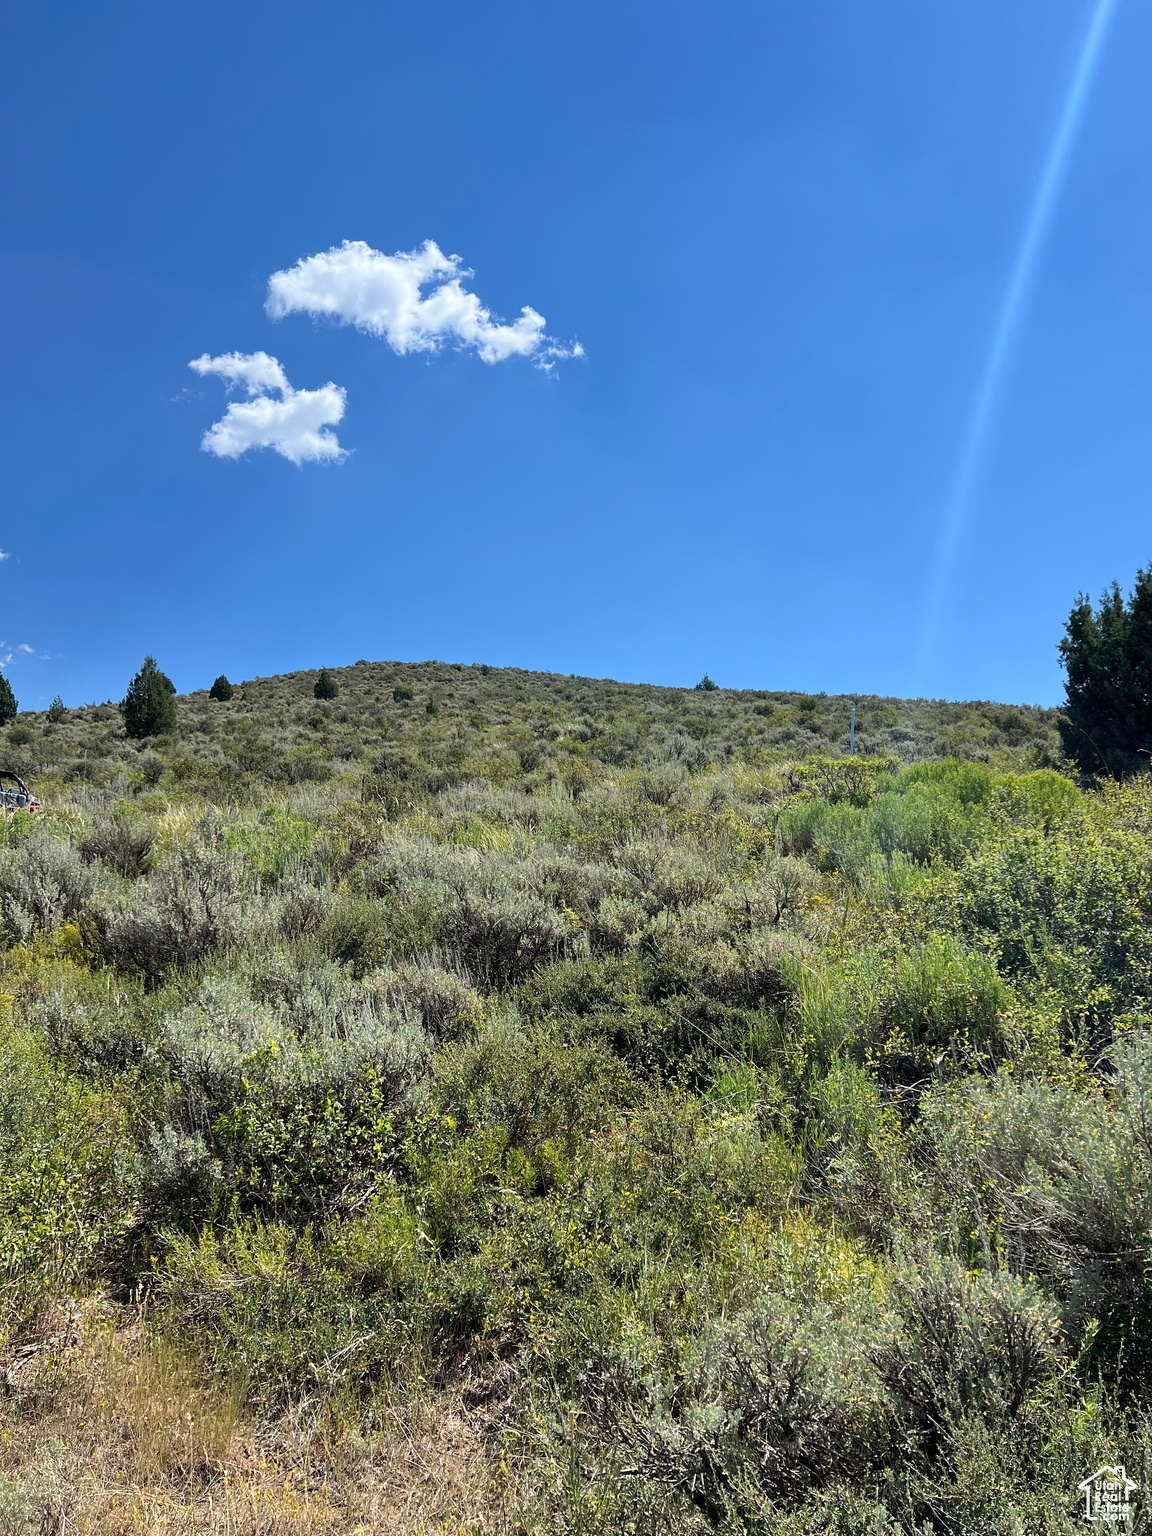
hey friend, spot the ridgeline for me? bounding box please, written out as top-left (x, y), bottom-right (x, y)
top-left (10, 658), bottom-right (1061, 799)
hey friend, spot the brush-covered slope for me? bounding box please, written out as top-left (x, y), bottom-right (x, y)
top-left (10, 658), bottom-right (1061, 798)
top-left (6, 657), bottom-right (1142, 1535)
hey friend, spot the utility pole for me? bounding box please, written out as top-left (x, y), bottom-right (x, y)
top-left (849, 706), bottom-right (856, 757)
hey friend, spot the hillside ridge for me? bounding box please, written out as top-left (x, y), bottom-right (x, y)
top-left (0, 654), bottom-right (1147, 1533)
top-left (11, 658), bottom-right (1062, 797)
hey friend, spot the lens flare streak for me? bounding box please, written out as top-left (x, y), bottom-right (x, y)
top-left (917, 0), bottom-right (1119, 684)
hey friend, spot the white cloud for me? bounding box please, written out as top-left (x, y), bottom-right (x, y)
top-left (0, 550), bottom-right (9, 561)
top-left (189, 352), bottom-right (347, 465)
top-left (189, 350), bottom-right (289, 396)
top-left (266, 240), bottom-right (582, 368)
top-left (0, 640), bottom-right (38, 668)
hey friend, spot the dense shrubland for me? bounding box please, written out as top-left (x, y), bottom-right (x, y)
top-left (7, 657), bottom-right (1060, 798)
top-left (0, 661), bottom-right (1144, 1533)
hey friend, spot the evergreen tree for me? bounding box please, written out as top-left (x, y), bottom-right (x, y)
top-left (47, 695), bottom-right (66, 723)
top-left (1059, 566), bottom-right (1152, 776)
top-left (209, 675), bottom-right (234, 701)
top-left (0, 674), bottom-right (15, 725)
top-left (693, 674), bottom-right (719, 692)
top-left (122, 656), bottom-right (177, 739)
top-left (314, 669), bottom-right (339, 700)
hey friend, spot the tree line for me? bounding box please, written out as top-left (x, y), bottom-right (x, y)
top-left (1, 659), bottom-right (342, 738)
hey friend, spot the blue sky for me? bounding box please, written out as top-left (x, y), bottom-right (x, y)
top-left (1, 0), bottom-right (1148, 709)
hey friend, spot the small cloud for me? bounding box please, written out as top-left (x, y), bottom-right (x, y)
top-left (266, 240), bottom-right (581, 369)
top-left (0, 550), bottom-right (9, 561)
top-left (190, 350), bottom-right (289, 395)
top-left (0, 641), bottom-right (37, 668)
top-left (188, 352), bottom-right (347, 464)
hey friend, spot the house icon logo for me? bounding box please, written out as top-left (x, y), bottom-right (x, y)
top-left (1079, 1465), bottom-right (1138, 1524)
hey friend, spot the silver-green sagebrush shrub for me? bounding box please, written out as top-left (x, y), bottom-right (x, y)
top-left (94, 817), bottom-right (244, 977)
top-left (581, 1291), bottom-right (890, 1525)
top-left (26, 983), bottom-right (155, 1073)
top-left (920, 1050), bottom-right (1152, 1380)
top-left (0, 830), bottom-right (98, 943)
top-left (148, 963), bottom-right (429, 1217)
top-left (369, 959), bottom-right (485, 1039)
top-left (646, 726), bottom-right (711, 772)
top-left (359, 836), bottom-right (607, 984)
top-left (734, 855), bottom-right (819, 929)
top-left (446, 872), bottom-right (569, 985)
top-left (617, 838), bottom-right (724, 914)
top-left (273, 869), bottom-right (336, 940)
top-left (877, 1254), bottom-right (1063, 1447)
top-left (583, 892), bottom-right (648, 953)
top-left (691, 927), bottom-right (807, 1009)
top-left (79, 814), bottom-right (156, 879)
top-left (576, 1254), bottom-right (1064, 1529)
top-left (0, 1444), bottom-right (69, 1536)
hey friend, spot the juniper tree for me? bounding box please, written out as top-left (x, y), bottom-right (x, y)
top-left (122, 656), bottom-right (177, 739)
top-left (209, 675), bottom-right (234, 702)
top-left (0, 675), bottom-right (16, 725)
top-left (314, 669), bottom-right (339, 700)
top-left (1059, 566), bottom-right (1152, 776)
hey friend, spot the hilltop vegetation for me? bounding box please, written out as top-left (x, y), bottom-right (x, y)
top-left (0, 659), bottom-right (1145, 1535)
top-left (7, 658), bottom-right (1060, 803)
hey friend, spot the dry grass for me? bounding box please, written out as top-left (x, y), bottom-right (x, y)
top-left (0, 1306), bottom-right (515, 1535)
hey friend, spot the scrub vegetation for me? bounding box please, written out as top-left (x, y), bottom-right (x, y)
top-left (0, 656), bottom-right (1146, 1533)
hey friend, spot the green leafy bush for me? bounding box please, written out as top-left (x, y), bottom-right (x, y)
top-left (0, 1026), bottom-right (133, 1338)
top-left (148, 963), bottom-right (429, 1218)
